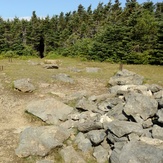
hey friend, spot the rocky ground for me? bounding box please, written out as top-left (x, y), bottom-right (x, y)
top-left (0, 59), bottom-right (163, 163)
top-left (0, 59), bottom-right (108, 163)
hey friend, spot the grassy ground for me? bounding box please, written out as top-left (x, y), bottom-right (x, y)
top-left (0, 57), bottom-right (162, 88)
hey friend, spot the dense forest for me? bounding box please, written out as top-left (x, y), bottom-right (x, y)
top-left (0, 0), bottom-right (163, 64)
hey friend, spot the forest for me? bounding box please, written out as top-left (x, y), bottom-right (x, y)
top-left (0, 0), bottom-right (163, 65)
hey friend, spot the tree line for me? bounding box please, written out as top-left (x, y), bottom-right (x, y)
top-left (0, 0), bottom-right (163, 64)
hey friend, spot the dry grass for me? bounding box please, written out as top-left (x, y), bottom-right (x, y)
top-left (0, 57), bottom-right (162, 90)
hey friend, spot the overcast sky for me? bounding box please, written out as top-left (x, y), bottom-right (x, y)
top-left (0, 0), bottom-right (162, 19)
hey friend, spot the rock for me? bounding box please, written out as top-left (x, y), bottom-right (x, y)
top-left (43, 64), bottom-right (59, 69)
top-left (86, 67), bottom-right (101, 73)
top-left (52, 73), bottom-right (74, 83)
top-left (74, 132), bottom-right (86, 144)
top-left (26, 98), bottom-right (73, 125)
top-left (15, 126), bottom-right (70, 157)
top-left (110, 139), bottom-right (163, 163)
top-left (156, 109), bottom-right (163, 123)
top-left (109, 85), bottom-right (152, 97)
top-left (106, 103), bottom-right (127, 121)
top-left (70, 67), bottom-right (82, 73)
top-left (13, 78), bottom-right (35, 93)
top-left (147, 84), bottom-right (162, 93)
top-left (101, 138), bottom-right (111, 150)
top-left (60, 146), bottom-right (86, 163)
top-left (139, 136), bottom-right (163, 148)
top-left (106, 120), bottom-right (143, 138)
top-left (107, 131), bottom-right (128, 144)
top-left (78, 138), bottom-right (92, 152)
top-left (154, 90), bottom-right (163, 99)
top-left (100, 114), bottom-right (113, 129)
top-left (65, 90), bottom-right (87, 102)
top-left (77, 119), bottom-right (103, 132)
top-left (124, 92), bottom-right (158, 120)
top-left (93, 145), bottom-right (108, 163)
top-left (60, 119), bottom-right (77, 129)
top-left (76, 97), bottom-right (97, 111)
top-left (152, 125), bottom-right (163, 140)
top-left (98, 97), bottom-right (123, 112)
top-left (87, 130), bottom-right (106, 145)
top-left (109, 69), bottom-right (144, 86)
top-left (142, 118), bottom-right (153, 128)
top-left (36, 160), bottom-right (54, 163)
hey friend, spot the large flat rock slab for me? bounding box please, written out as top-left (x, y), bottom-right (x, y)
top-left (15, 126), bottom-right (70, 157)
top-left (26, 98), bottom-right (74, 124)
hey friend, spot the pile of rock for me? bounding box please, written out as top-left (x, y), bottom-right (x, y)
top-left (15, 69), bottom-right (163, 163)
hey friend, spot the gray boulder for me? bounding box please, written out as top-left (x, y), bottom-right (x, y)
top-left (26, 98), bottom-right (73, 125)
top-left (152, 125), bottom-right (163, 140)
top-left (109, 69), bottom-right (144, 86)
top-left (77, 119), bottom-right (103, 132)
top-left (147, 84), bottom-right (162, 93)
top-left (110, 139), bottom-right (163, 163)
top-left (52, 73), bottom-right (74, 83)
top-left (13, 78), bottom-right (35, 93)
top-left (60, 146), bottom-right (86, 163)
top-left (156, 109), bottom-right (163, 123)
top-left (78, 138), bottom-right (93, 152)
top-left (87, 130), bottom-right (106, 145)
top-left (106, 120), bottom-right (143, 138)
top-left (109, 85), bottom-right (152, 96)
top-left (15, 126), bottom-right (70, 157)
top-left (124, 92), bottom-right (158, 120)
top-left (76, 97), bottom-right (97, 111)
top-left (86, 67), bottom-right (101, 73)
top-left (36, 160), bottom-right (53, 163)
top-left (93, 145), bottom-right (108, 163)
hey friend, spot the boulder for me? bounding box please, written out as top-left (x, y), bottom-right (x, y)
top-left (76, 97), bottom-right (97, 111)
top-left (86, 67), bottom-right (101, 73)
top-left (52, 73), bottom-right (74, 83)
top-left (124, 92), bottom-right (158, 120)
top-left (15, 126), bottom-right (70, 157)
top-left (77, 138), bottom-right (93, 152)
top-left (36, 160), bottom-right (54, 163)
top-left (93, 145), bottom-right (108, 163)
top-left (109, 139), bottom-right (163, 163)
top-left (26, 98), bottom-right (73, 125)
top-left (152, 125), bottom-right (163, 140)
top-left (109, 69), bottom-right (144, 86)
top-left (60, 146), bottom-right (86, 163)
top-left (87, 130), bottom-right (106, 145)
top-left (77, 119), bottom-right (103, 132)
top-left (106, 120), bottom-right (143, 138)
top-left (156, 109), bottom-right (163, 123)
top-left (109, 85), bottom-right (152, 96)
top-left (147, 84), bottom-right (162, 93)
top-left (13, 78), bottom-right (35, 93)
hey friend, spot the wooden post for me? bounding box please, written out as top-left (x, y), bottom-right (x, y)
top-left (0, 66), bottom-right (3, 71)
top-left (8, 57), bottom-right (12, 62)
top-left (119, 63), bottom-right (123, 71)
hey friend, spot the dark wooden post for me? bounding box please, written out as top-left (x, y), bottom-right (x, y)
top-left (119, 63), bottom-right (123, 71)
top-left (8, 57), bottom-right (12, 62)
top-left (0, 66), bottom-right (3, 71)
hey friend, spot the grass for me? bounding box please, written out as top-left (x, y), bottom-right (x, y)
top-left (0, 57), bottom-right (162, 93)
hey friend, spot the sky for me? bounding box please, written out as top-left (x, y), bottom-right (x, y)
top-left (0, 0), bottom-right (162, 20)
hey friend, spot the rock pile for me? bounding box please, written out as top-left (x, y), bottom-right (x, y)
top-left (15, 69), bottom-right (163, 163)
